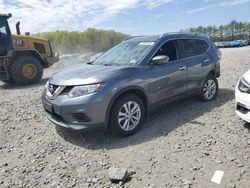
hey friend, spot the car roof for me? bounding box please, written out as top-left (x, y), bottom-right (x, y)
top-left (125, 32), bottom-right (209, 42)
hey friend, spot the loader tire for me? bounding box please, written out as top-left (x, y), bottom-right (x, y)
top-left (10, 56), bottom-right (43, 85)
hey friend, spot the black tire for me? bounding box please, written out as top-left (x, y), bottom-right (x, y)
top-left (110, 94), bottom-right (145, 136)
top-left (10, 56), bottom-right (43, 85)
top-left (200, 75), bottom-right (218, 102)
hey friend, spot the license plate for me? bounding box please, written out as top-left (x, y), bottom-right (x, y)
top-left (42, 100), bottom-right (53, 113)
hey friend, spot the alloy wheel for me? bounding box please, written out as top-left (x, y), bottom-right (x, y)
top-left (118, 101), bottom-right (141, 131)
top-left (203, 79), bottom-right (217, 100)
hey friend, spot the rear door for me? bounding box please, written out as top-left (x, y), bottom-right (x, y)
top-left (149, 40), bottom-right (187, 104)
top-left (177, 39), bottom-right (211, 91)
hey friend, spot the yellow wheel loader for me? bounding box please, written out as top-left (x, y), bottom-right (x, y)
top-left (0, 13), bottom-right (59, 85)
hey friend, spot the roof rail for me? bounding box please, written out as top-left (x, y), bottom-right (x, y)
top-left (159, 32), bottom-right (209, 38)
top-left (124, 35), bottom-right (145, 41)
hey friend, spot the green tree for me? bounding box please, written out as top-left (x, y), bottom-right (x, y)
top-left (188, 20), bottom-right (250, 41)
top-left (34, 28), bottom-right (128, 54)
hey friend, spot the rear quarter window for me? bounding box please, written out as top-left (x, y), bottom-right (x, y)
top-left (197, 40), bottom-right (209, 54)
top-left (178, 39), bottom-right (209, 59)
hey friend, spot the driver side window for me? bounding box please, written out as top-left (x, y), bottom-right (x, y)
top-left (154, 40), bottom-right (178, 62)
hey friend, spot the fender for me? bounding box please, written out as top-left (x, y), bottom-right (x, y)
top-left (104, 86), bottom-right (149, 126)
top-left (7, 49), bottom-right (47, 67)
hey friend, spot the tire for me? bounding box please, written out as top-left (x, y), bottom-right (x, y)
top-left (110, 94), bottom-right (145, 136)
top-left (10, 56), bottom-right (43, 85)
top-left (200, 75), bottom-right (219, 102)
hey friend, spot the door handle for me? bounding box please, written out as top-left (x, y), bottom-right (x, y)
top-left (179, 66), bottom-right (186, 71)
top-left (204, 59), bottom-right (210, 63)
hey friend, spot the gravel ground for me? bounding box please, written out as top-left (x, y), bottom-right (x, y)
top-left (0, 47), bottom-right (250, 188)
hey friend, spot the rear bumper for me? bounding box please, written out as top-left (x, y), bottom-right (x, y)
top-left (215, 62), bottom-right (221, 78)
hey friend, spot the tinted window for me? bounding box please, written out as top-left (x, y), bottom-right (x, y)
top-left (34, 43), bottom-right (46, 54)
top-left (155, 40), bottom-right (177, 62)
top-left (0, 19), bottom-right (8, 35)
top-left (178, 39), bottom-right (208, 59)
top-left (197, 40), bottom-right (209, 53)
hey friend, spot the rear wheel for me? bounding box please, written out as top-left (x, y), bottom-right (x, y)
top-left (10, 56), bottom-right (43, 85)
top-left (110, 94), bottom-right (145, 136)
top-left (200, 75), bottom-right (218, 102)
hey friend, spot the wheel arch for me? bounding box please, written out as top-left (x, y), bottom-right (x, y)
top-left (199, 69), bottom-right (218, 90)
top-left (8, 49), bottom-right (46, 67)
top-left (105, 87), bottom-right (148, 126)
top-left (207, 69), bottom-right (217, 77)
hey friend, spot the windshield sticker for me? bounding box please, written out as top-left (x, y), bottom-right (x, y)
top-left (129, 59), bottom-right (137, 64)
top-left (139, 42), bottom-right (155, 46)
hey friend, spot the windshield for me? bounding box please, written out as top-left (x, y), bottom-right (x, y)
top-left (93, 41), bottom-right (155, 66)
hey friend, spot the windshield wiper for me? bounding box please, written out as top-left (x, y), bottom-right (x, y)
top-left (87, 61), bottom-right (94, 65)
top-left (104, 63), bottom-right (113, 66)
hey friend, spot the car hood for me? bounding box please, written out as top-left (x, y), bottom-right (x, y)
top-left (49, 64), bottom-right (128, 86)
top-left (243, 70), bottom-right (250, 83)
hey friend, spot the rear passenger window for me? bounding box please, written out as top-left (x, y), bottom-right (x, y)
top-left (178, 39), bottom-right (208, 59)
top-left (154, 40), bottom-right (177, 62)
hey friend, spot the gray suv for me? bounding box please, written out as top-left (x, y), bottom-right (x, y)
top-left (42, 33), bottom-right (221, 136)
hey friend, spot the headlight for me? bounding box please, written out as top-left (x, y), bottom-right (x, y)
top-left (68, 83), bottom-right (105, 98)
top-left (239, 77), bottom-right (250, 93)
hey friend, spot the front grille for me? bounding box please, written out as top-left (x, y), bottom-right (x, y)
top-left (237, 103), bottom-right (250, 114)
top-left (48, 84), bottom-right (59, 95)
top-left (46, 84), bottom-right (73, 100)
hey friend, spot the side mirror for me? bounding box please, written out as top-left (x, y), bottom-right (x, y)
top-left (151, 55), bottom-right (169, 65)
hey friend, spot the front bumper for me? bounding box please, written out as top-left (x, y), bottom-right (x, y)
top-left (235, 88), bottom-right (250, 123)
top-left (42, 90), bottom-right (109, 131)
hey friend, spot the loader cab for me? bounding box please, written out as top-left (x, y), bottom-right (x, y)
top-left (0, 14), bottom-right (12, 56)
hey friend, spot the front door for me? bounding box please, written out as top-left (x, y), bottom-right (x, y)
top-left (0, 18), bottom-right (12, 56)
top-left (149, 40), bottom-right (187, 104)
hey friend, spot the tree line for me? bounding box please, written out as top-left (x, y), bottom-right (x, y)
top-left (35, 28), bottom-right (128, 54)
top-left (35, 20), bottom-right (250, 53)
top-left (188, 20), bottom-right (250, 42)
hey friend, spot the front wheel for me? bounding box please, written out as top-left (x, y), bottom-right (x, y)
top-left (110, 94), bottom-right (145, 136)
top-left (10, 56), bottom-right (43, 85)
top-left (200, 75), bottom-right (219, 102)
